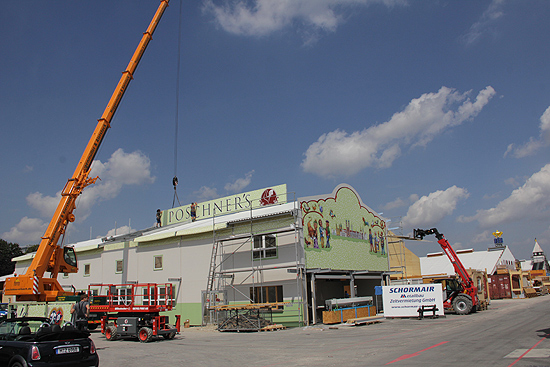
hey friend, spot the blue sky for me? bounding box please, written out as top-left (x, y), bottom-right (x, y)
top-left (1, 0), bottom-right (549, 260)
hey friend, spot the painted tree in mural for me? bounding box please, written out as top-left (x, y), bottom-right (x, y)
top-left (0, 239), bottom-right (23, 276)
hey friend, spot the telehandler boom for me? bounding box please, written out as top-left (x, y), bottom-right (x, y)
top-left (413, 228), bottom-right (479, 314)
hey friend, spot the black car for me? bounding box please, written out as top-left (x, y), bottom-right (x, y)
top-left (0, 317), bottom-right (99, 367)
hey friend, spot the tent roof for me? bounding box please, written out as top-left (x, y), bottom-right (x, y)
top-left (420, 248), bottom-right (507, 276)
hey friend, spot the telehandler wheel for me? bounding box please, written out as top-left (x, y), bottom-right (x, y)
top-left (163, 331), bottom-right (176, 340)
top-left (452, 295), bottom-right (473, 315)
top-left (138, 327), bottom-right (153, 343)
top-left (105, 325), bottom-right (118, 341)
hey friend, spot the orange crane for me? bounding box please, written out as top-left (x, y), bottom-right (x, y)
top-left (5, 0), bottom-right (170, 302)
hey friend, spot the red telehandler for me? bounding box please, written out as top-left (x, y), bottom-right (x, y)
top-left (413, 228), bottom-right (479, 315)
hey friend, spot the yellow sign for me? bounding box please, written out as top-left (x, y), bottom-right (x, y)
top-left (492, 230), bottom-right (503, 238)
top-left (164, 184), bottom-right (287, 225)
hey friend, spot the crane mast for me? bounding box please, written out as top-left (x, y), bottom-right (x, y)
top-left (5, 0), bottom-right (170, 302)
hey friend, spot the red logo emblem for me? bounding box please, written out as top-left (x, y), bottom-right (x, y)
top-left (260, 189), bottom-right (278, 206)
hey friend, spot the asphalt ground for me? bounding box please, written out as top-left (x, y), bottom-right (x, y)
top-left (91, 296), bottom-right (550, 367)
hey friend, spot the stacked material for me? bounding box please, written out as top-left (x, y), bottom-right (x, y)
top-left (218, 311), bottom-right (271, 331)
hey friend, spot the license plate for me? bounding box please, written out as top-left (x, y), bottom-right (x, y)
top-left (56, 346), bottom-right (79, 354)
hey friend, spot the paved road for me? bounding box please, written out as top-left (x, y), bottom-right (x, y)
top-left (91, 296), bottom-right (550, 366)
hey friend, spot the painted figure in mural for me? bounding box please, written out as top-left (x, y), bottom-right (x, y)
top-left (318, 219), bottom-right (325, 248)
top-left (369, 228), bottom-right (374, 252)
top-left (190, 202), bottom-right (197, 222)
top-left (325, 220), bottom-right (331, 248)
top-left (156, 209), bottom-right (162, 228)
top-left (313, 220), bottom-right (319, 249)
top-left (380, 233), bottom-right (386, 255)
top-left (306, 220), bottom-right (315, 248)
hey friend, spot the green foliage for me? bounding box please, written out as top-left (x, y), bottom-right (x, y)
top-left (0, 239), bottom-right (24, 277)
top-left (25, 244), bottom-right (40, 254)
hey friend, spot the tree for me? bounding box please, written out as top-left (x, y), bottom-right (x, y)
top-left (25, 244), bottom-right (39, 254)
top-left (0, 239), bottom-right (23, 277)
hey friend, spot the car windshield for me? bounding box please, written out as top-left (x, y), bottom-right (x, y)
top-left (0, 319), bottom-right (49, 336)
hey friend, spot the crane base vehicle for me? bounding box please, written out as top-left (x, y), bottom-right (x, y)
top-left (414, 228), bottom-right (479, 315)
top-left (88, 283), bottom-right (180, 343)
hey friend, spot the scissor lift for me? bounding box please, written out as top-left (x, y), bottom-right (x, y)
top-left (88, 283), bottom-right (180, 342)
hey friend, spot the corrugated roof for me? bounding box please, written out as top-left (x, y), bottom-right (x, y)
top-left (420, 248), bottom-right (507, 276)
top-left (11, 202), bottom-right (298, 259)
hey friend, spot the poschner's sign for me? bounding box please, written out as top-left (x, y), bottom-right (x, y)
top-left (164, 184), bottom-right (287, 225)
top-left (382, 284), bottom-right (444, 317)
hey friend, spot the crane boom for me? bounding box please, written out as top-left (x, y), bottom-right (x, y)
top-left (5, 0), bottom-right (170, 302)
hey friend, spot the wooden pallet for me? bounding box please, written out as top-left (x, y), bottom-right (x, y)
top-left (345, 315), bottom-right (383, 326)
top-left (261, 324), bottom-right (286, 331)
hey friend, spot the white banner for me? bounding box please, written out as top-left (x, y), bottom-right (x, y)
top-left (382, 284), bottom-right (445, 317)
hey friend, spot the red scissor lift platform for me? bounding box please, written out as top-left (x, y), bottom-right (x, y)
top-left (88, 283), bottom-right (181, 343)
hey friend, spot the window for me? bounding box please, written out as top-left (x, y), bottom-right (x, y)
top-left (116, 260), bottom-right (123, 274)
top-left (143, 286), bottom-right (171, 306)
top-left (250, 285), bottom-right (283, 304)
top-left (84, 263), bottom-right (90, 277)
top-left (253, 234), bottom-right (277, 260)
top-left (154, 255), bottom-right (163, 271)
top-left (110, 285), bottom-right (131, 305)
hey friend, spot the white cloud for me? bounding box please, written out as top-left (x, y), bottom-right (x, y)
top-left (1, 217), bottom-right (48, 246)
top-left (103, 225), bottom-right (132, 238)
top-left (402, 186), bottom-right (469, 229)
top-left (461, 0), bottom-right (505, 45)
top-left (194, 186), bottom-right (219, 200)
top-left (5, 149), bottom-right (155, 245)
top-left (27, 191), bottom-right (61, 218)
top-left (382, 193), bottom-right (418, 211)
top-left (459, 163), bottom-right (550, 228)
top-left (202, 0), bottom-right (407, 44)
top-left (224, 170), bottom-right (254, 193)
top-left (302, 86), bottom-right (496, 177)
top-left (505, 106), bottom-right (550, 158)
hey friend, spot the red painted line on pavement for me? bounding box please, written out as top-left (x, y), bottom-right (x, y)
top-left (386, 341), bottom-right (449, 365)
top-left (507, 337), bottom-right (547, 367)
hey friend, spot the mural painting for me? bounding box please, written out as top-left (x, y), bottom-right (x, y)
top-left (300, 184), bottom-right (388, 272)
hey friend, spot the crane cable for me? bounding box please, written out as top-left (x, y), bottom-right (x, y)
top-left (172, 0), bottom-right (183, 208)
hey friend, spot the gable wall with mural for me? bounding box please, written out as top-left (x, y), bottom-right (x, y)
top-left (300, 184), bottom-right (388, 272)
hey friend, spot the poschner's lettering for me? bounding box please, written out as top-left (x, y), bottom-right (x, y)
top-left (165, 184), bottom-right (287, 225)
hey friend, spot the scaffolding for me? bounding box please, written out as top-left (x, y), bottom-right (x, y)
top-left (387, 217), bottom-right (408, 282)
top-left (202, 192), bottom-right (307, 327)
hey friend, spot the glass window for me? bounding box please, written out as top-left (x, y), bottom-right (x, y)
top-left (249, 285), bottom-right (283, 306)
top-left (252, 234), bottom-right (277, 260)
top-left (154, 255), bottom-right (163, 270)
top-left (84, 263), bottom-right (91, 276)
top-left (116, 260), bottom-right (123, 274)
top-left (63, 247), bottom-right (77, 267)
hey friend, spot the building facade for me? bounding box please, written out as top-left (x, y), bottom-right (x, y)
top-left (11, 184), bottom-right (389, 326)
